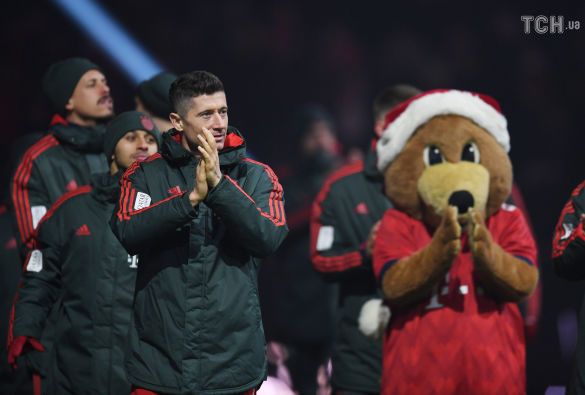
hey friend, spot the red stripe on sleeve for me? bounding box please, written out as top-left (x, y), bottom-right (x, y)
top-left (116, 155), bottom-right (186, 221)
top-left (310, 161), bottom-right (365, 273)
top-left (127, 193), bottom-right (184, 216)
top-left (36, 186), bottom-right (92, 230)
top-left (7, 288), bottom-right (19, 347)
top-left (225, 176), bottom-right (256, 204)
top-left (7, 248), bottom-right (34, 347)
top-left (13, 138), bottom-right (52, 242)
top-left (12, 136), bottom-right (59, 246)
top-left (117, 160), bottom-right (142, 221)
top-left (242, 158), bottom-right (286, 226)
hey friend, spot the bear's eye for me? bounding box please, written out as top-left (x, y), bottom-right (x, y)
top-left (461, 142), bottom-right (480, 163)
top-left (423, 145), bottom-right (444, 166)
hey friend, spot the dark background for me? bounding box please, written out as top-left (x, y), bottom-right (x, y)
top-left (2, 1), bottom-right (584, 392)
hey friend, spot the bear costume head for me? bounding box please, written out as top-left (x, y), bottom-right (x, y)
top-left (377, 90), bottom-right (512, 227)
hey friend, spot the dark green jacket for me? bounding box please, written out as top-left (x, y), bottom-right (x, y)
top-left (111, 128), bottom-right (288, 394)
top-left (11, 116), bottom-right (107, 256)
top-left (310, 148), bottom-right (391, 393)
top-left (11, 172), bottom-right (136, 395)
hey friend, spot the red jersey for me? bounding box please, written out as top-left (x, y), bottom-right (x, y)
top-left (373, 205), bottom-right (537, 395)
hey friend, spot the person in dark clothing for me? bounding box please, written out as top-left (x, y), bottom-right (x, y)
top-left (9, 57), bottom-right (113, 390)
top-left (12, 57), bottom-right (113, 257)
top-left (259, 105), bottom-right (343, 395)
top-left (0, 133), bottom-right (42, 395)
top-left (135, 71), bottom-right (177, 132)
top-left (110, 71), bottom-right (288, 395)
top-left (310, 85), bottom-right (420, 395)
top-left (552, 182), bottom-right (585, 395)
top-left (7, 111), bottom-right (161, 395)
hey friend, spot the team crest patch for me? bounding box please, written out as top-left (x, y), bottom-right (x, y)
top-left (31, 205), bottom-right (47, 229)
top-left (561, 223), bottom-right (574, 241)
top-left (316, 226), bottom-right (334, 251)
top-left (134, 192), bottom-right (152, 210)
top-left (140, 115), bottom-right (154, 131)
top-left (27, 250), bottom-right (43, 272)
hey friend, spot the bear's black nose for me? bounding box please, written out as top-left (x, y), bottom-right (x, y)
top-left (448, 190), bottom-right (474, 213)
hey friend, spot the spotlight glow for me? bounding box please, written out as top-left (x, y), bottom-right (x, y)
top-left (51, 0), bottom-right (163, 84)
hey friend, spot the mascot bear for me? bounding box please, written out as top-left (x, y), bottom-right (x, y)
top-left (372, 89), bottom-right (539, 394)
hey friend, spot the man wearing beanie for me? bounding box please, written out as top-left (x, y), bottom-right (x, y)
top-left (9, 57), bottom-right (113, 391)
top-left (8, 111), bottom-right (160, 395)
top-left (135, 71), bottom-right (177, 132)
top-left (111, 71), bottom-right (288, 395)
top-left (12, 57), bottom-right (113, 258)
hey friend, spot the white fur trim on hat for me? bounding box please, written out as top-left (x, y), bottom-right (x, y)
top-left (376, 90), bottom-right (510, 172)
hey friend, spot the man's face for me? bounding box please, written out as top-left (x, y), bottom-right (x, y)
top-left (171, 91), bottom-right (228, 152)
top-left (113, 130), bottom-right (158, 170)
top-left (301, 120), bottom-right (339, 156)
top-left (65, 69), bottom-right (114, 121)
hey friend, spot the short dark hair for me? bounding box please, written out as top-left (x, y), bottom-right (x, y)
top-left (373, 84), bottom-right (421, 122)
top-left (169, 71), bottom-right (224, 115)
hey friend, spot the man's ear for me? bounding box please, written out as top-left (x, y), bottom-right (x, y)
top-left (169, 112), bottom-right (183, 131)
top-left (374, 119), bottom-right (385, 138)
top-left (64, 97), bottom-right (74, 112)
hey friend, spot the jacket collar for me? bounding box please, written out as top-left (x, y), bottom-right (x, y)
top-left (161, 126), bottom-right (246, 167)
top-left (48, 114), bottom-right (106, 153)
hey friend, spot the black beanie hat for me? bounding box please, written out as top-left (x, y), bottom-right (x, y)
top-left (136, 72), bottom-right (177, 118)
top-left (42, 58), bottom-right (100, 113)
top-left (103, 111), bottom-right (161, 161)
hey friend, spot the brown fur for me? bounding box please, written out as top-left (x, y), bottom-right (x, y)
top-left (381, 115), bottom-right (538, 305)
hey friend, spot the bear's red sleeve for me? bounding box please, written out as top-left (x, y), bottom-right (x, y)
top-left (491, 206), bottom-right (538, 267)
top-left (373, 209), bottom-right (427, 282)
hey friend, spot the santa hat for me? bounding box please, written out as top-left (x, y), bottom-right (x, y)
top-left (376, 89), bottom-right (510, 172)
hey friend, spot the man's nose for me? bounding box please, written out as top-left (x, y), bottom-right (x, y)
top-left (211, 113), bottom-right (225, 127)
top-left (100, 81), bottom-right (111, 95)
top-left (136, 137), bottom-right (148, 149)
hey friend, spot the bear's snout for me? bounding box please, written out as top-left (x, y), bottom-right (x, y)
top-left (448, 190), bottom-right (475, 214)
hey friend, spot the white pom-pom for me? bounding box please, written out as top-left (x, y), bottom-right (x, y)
top-left (358, 298), bottom-right (391, 339)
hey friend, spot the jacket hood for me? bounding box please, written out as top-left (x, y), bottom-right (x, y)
top-left (161, 126), bottom-right (246, 168)
top-left (49, 114), bottom-right (106, 153)
top-left (91, 171), bottom-right (122, 204)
